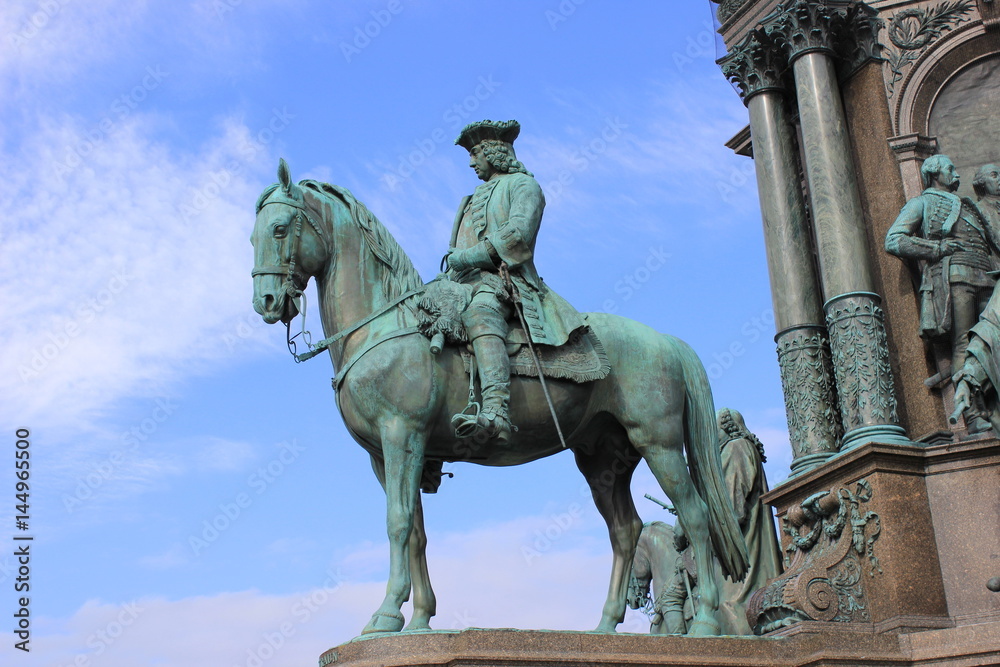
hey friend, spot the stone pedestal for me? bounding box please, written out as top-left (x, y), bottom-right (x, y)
top-left (749, 437), bottom-right (1000, 635)
top-left (319, 623), bottom-right (1000, 667)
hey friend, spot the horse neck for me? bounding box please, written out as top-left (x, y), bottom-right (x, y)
top-left (311, 190), bottom-right (420, 369)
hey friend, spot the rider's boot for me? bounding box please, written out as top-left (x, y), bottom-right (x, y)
top-left (472, 333), bottom-right (511, 444)
top-left (451, 301), bottom-right (512, 444)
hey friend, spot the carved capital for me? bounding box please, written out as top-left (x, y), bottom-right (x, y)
top-left (719, 30), bottom-right (791, 102)
top-left (747, 479), bottom-right (882, 634)
top-left (838, 2), bottom-right (884, 77)
top-left (824, 292), bottom-right (903, 440)
top-left (887, 133), bottom-right (940, 162)
top-left (775, 325), bottom-right (842, 474)
top-left (763, 0), bottom-right (848, 61)
top-left (762, 0), bottom-right (882, 71)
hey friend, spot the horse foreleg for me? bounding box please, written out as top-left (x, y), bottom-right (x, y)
top-left (404, 494), bottom-right (436, 630)
top-left (575, 438), bottom-right (643, 633)
top-left (367, 454), bottom-right (436, 632)
top-left (362, 423), bottom-right (425, 634)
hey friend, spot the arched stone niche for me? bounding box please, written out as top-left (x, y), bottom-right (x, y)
top-left (928, 51), bottom-right (1000, 200)
top-left (887, 19), bottom-right (999, 193)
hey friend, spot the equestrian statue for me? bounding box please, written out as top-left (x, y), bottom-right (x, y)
top-left (250, 119), bottom-right (748, 636)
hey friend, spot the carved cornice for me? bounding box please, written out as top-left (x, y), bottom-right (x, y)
top-left (719, 30), bottom-right (792, 102)
top-left (714, 0), bottom-right (754, 25)
top-left (887, 132), bottom-right (939, 161)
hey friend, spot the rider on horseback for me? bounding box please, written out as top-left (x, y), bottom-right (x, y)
top-left (445, 120), bottom-right (584, 444)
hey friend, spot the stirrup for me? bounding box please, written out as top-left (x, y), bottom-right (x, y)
top-left (451, 402), bottom-right (482, 439)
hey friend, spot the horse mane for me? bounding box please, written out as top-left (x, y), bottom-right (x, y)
top-left (298, 180), bottom-right (423, 300)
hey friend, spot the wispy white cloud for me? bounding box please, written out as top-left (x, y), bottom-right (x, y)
top-left (1, 1), bottom-right (150, 85)
top-left (24, 511), bottom-right (653, 666)
top-left (0, 112), bottom-right (279, 438)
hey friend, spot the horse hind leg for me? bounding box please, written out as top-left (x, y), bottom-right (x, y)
top-left (574, 424), bottom-right (643, 633)
top-left (632, 421), bottom-right (721, 636)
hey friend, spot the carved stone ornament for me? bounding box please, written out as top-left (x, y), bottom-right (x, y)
top-left (714, 0), bottom-right (753, 25)
top-left (882, 0), bottom-right (976, 98)
top-left (763, 0), bottom-right (850, 61)
top-left (837, 2), bottom-right (883, 78)
top-left (824, 292), bottom-right (901, 436)
top-left (760, 0), bottom-right (883, 74)
top-left (719, 30), bottom-right (790, 102)
top-left (775, 325), bottom-right (842, 473)
top-left (746, 479), bottom-right (882, 634)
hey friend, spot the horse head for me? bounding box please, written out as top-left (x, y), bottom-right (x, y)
top-left (251, 158), bottom-right (330, 324)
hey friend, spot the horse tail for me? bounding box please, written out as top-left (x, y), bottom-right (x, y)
top-left (673, 337), bottom-right (749, 581)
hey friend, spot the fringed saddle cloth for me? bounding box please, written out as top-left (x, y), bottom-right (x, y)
top-left (417, 277), bottom-right (610, 383)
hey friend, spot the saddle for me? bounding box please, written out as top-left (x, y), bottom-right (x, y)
top-left (417, 277), bottom-right (610, 384)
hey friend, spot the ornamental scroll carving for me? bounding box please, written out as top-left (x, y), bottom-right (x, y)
top-left (882, 0), bottom-right (976, 98)
top-left (746, 479), bottom-right (882, 634)
top-left (776, 327), bottom-right (842, 466)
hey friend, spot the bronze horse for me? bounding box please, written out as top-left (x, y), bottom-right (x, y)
top-left (251, 159), bottom-right (747, 636)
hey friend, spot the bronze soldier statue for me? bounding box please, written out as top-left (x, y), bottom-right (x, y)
top-left (974, 163), bottom-right (1000, 239)
top-left (885, 154), bottom-right (1000, 381)
top-left (444, 120), bottom-right (584, 443)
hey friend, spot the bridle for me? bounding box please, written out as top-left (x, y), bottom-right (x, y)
top-left (252, 190), bottom-right (330, 359)
top-left (252, 186), bottom-right (421, 367)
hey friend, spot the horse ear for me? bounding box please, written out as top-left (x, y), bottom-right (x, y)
top-left (278, 158), bottom-right (292, 193)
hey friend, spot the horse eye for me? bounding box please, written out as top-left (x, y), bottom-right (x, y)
top-left (274, 224), bottom-right (288, 238)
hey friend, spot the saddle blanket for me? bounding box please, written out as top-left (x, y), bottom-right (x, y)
top-left (461, 325), bottom-right (610, 384)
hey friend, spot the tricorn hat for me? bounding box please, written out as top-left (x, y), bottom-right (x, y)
top-left (455, 119), bottom-right (520, 151)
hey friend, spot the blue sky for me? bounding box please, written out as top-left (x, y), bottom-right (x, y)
top-left (0, 1), bottom-right (790, 665)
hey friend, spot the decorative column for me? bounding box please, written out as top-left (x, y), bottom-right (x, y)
top-left (720, 32), bottom-right (841, 475)
top-left (764, 1), bottom-right (911, 451)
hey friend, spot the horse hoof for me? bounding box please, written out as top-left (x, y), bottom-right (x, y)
top-left (362, 611), bottom-right (405, 634)
top-left (403, 617), bottom-right (433, 632)
top-left (687, 618), bottom-right (721, 637)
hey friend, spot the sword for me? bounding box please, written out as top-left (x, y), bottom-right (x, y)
top-left (500, 262), bottom-right (568, 449)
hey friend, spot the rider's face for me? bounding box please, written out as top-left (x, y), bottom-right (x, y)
top-left (469, 144), bottom-right (496, 182)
